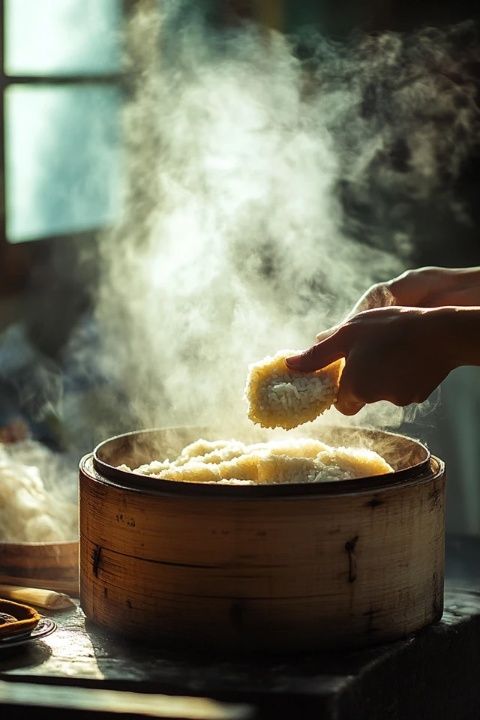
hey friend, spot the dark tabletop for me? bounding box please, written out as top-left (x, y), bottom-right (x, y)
top-left (0, 534), bottom-right (479, 720)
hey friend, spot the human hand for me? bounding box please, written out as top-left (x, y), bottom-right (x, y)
top-left (287, 306), bottom-right (455, 415)
top-left (348, 266), bottom-right (480, 317)
top-left (316, 266), bottom-right (480, 344)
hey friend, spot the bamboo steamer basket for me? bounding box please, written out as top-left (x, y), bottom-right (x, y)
top-left (79, 427), bottom-right (445, 652)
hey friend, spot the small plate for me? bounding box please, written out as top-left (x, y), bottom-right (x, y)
top-left (0, 617), bottom-right (57, 649)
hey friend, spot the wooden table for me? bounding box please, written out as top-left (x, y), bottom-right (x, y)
top-left (1, 536), bottom-right (479, 720)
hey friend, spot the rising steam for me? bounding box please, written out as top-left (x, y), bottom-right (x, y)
top-left (92, 4), bottom-right (479, 437)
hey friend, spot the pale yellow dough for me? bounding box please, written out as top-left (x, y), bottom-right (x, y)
top-left (244, 350), bottom-right (343, 430)
top-left (120, 438), bottom-right (393, 485)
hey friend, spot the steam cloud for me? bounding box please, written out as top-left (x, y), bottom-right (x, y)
top-left (91, 4), bottom-right (479, 438)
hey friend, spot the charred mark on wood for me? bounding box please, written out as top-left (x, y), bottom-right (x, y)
top-left (116, 513), bottom-right (136, 528)
top-left (366, 497), bottom-right (384, 508)
top-left (363, 607), bottom-right (380, 634)
top-left (429, 486), bottom-right (442, 509)
top-left (103, 587), bottom-right (108, 598)
top-left (92, 545), bottom-right (103, 578)
top-left (432, 571), bottom-right (443, 618)
top-left (126, 599), bottom-right (132, 609)
top-left (229, 600), bottom-right (245, 632)
top-left (345, 536), bottom-right (359, 583)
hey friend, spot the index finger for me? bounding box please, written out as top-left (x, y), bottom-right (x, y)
top-left (286, 329), bottom-right (348, 373)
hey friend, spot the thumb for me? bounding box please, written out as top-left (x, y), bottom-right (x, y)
top-left (348, 284), bottom-right (396, 318)
top-left (315, 324), bottom-right (340, 342)
top-left (286, 332), bottom-right (347, 373)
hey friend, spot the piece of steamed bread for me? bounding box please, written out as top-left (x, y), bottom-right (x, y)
top-left (319, 447), bottom-right (393, 478)
top-left (176, 439), bottom-right (246, 466)
top-left (245, 350), bottom-right (343, 429)
top-left (246, 438), bottom-right (329, 459)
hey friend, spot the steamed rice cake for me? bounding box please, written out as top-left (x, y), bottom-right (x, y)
top-left (119, 437), bottom-right (393, 485)
top-left (245, 350), bottom-right (343, 429)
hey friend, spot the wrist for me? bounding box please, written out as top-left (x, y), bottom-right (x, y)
top-left (435, 267), bottom-right (480, 306)
top-left (431, 306), bottom-right (480, 368)
top-left (390, 267), bottom-right (480, 307)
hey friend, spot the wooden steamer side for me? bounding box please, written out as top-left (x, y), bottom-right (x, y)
top-left (79, 435), bottom-right (445, 652)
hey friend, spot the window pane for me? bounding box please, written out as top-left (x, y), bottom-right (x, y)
top-left (5, 0), bottom-right (122, 76)
top-left (5, 85), bottom-right (122, 243)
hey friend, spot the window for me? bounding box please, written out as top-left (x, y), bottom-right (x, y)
top-left (0, 0), bottom-right (127, 245)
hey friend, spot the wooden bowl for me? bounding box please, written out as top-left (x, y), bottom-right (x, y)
top-left (0, 541), bottom-right (79, 595)
top-left (79, 427), bottom-right (445, 652)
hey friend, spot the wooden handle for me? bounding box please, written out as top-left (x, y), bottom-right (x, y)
top-left (0, 578), bottom-right (78, 604)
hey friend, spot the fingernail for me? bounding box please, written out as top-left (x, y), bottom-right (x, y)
top-left (316, 325), bottom-right (337, 341)
top-left (285, 355), bottom-right (302, 368)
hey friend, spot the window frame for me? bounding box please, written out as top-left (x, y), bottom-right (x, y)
top-left (0, 0), bottom-right (135, 291)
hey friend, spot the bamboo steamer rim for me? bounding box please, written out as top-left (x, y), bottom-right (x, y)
top-left (90, 425), bottom-right (433, 499)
